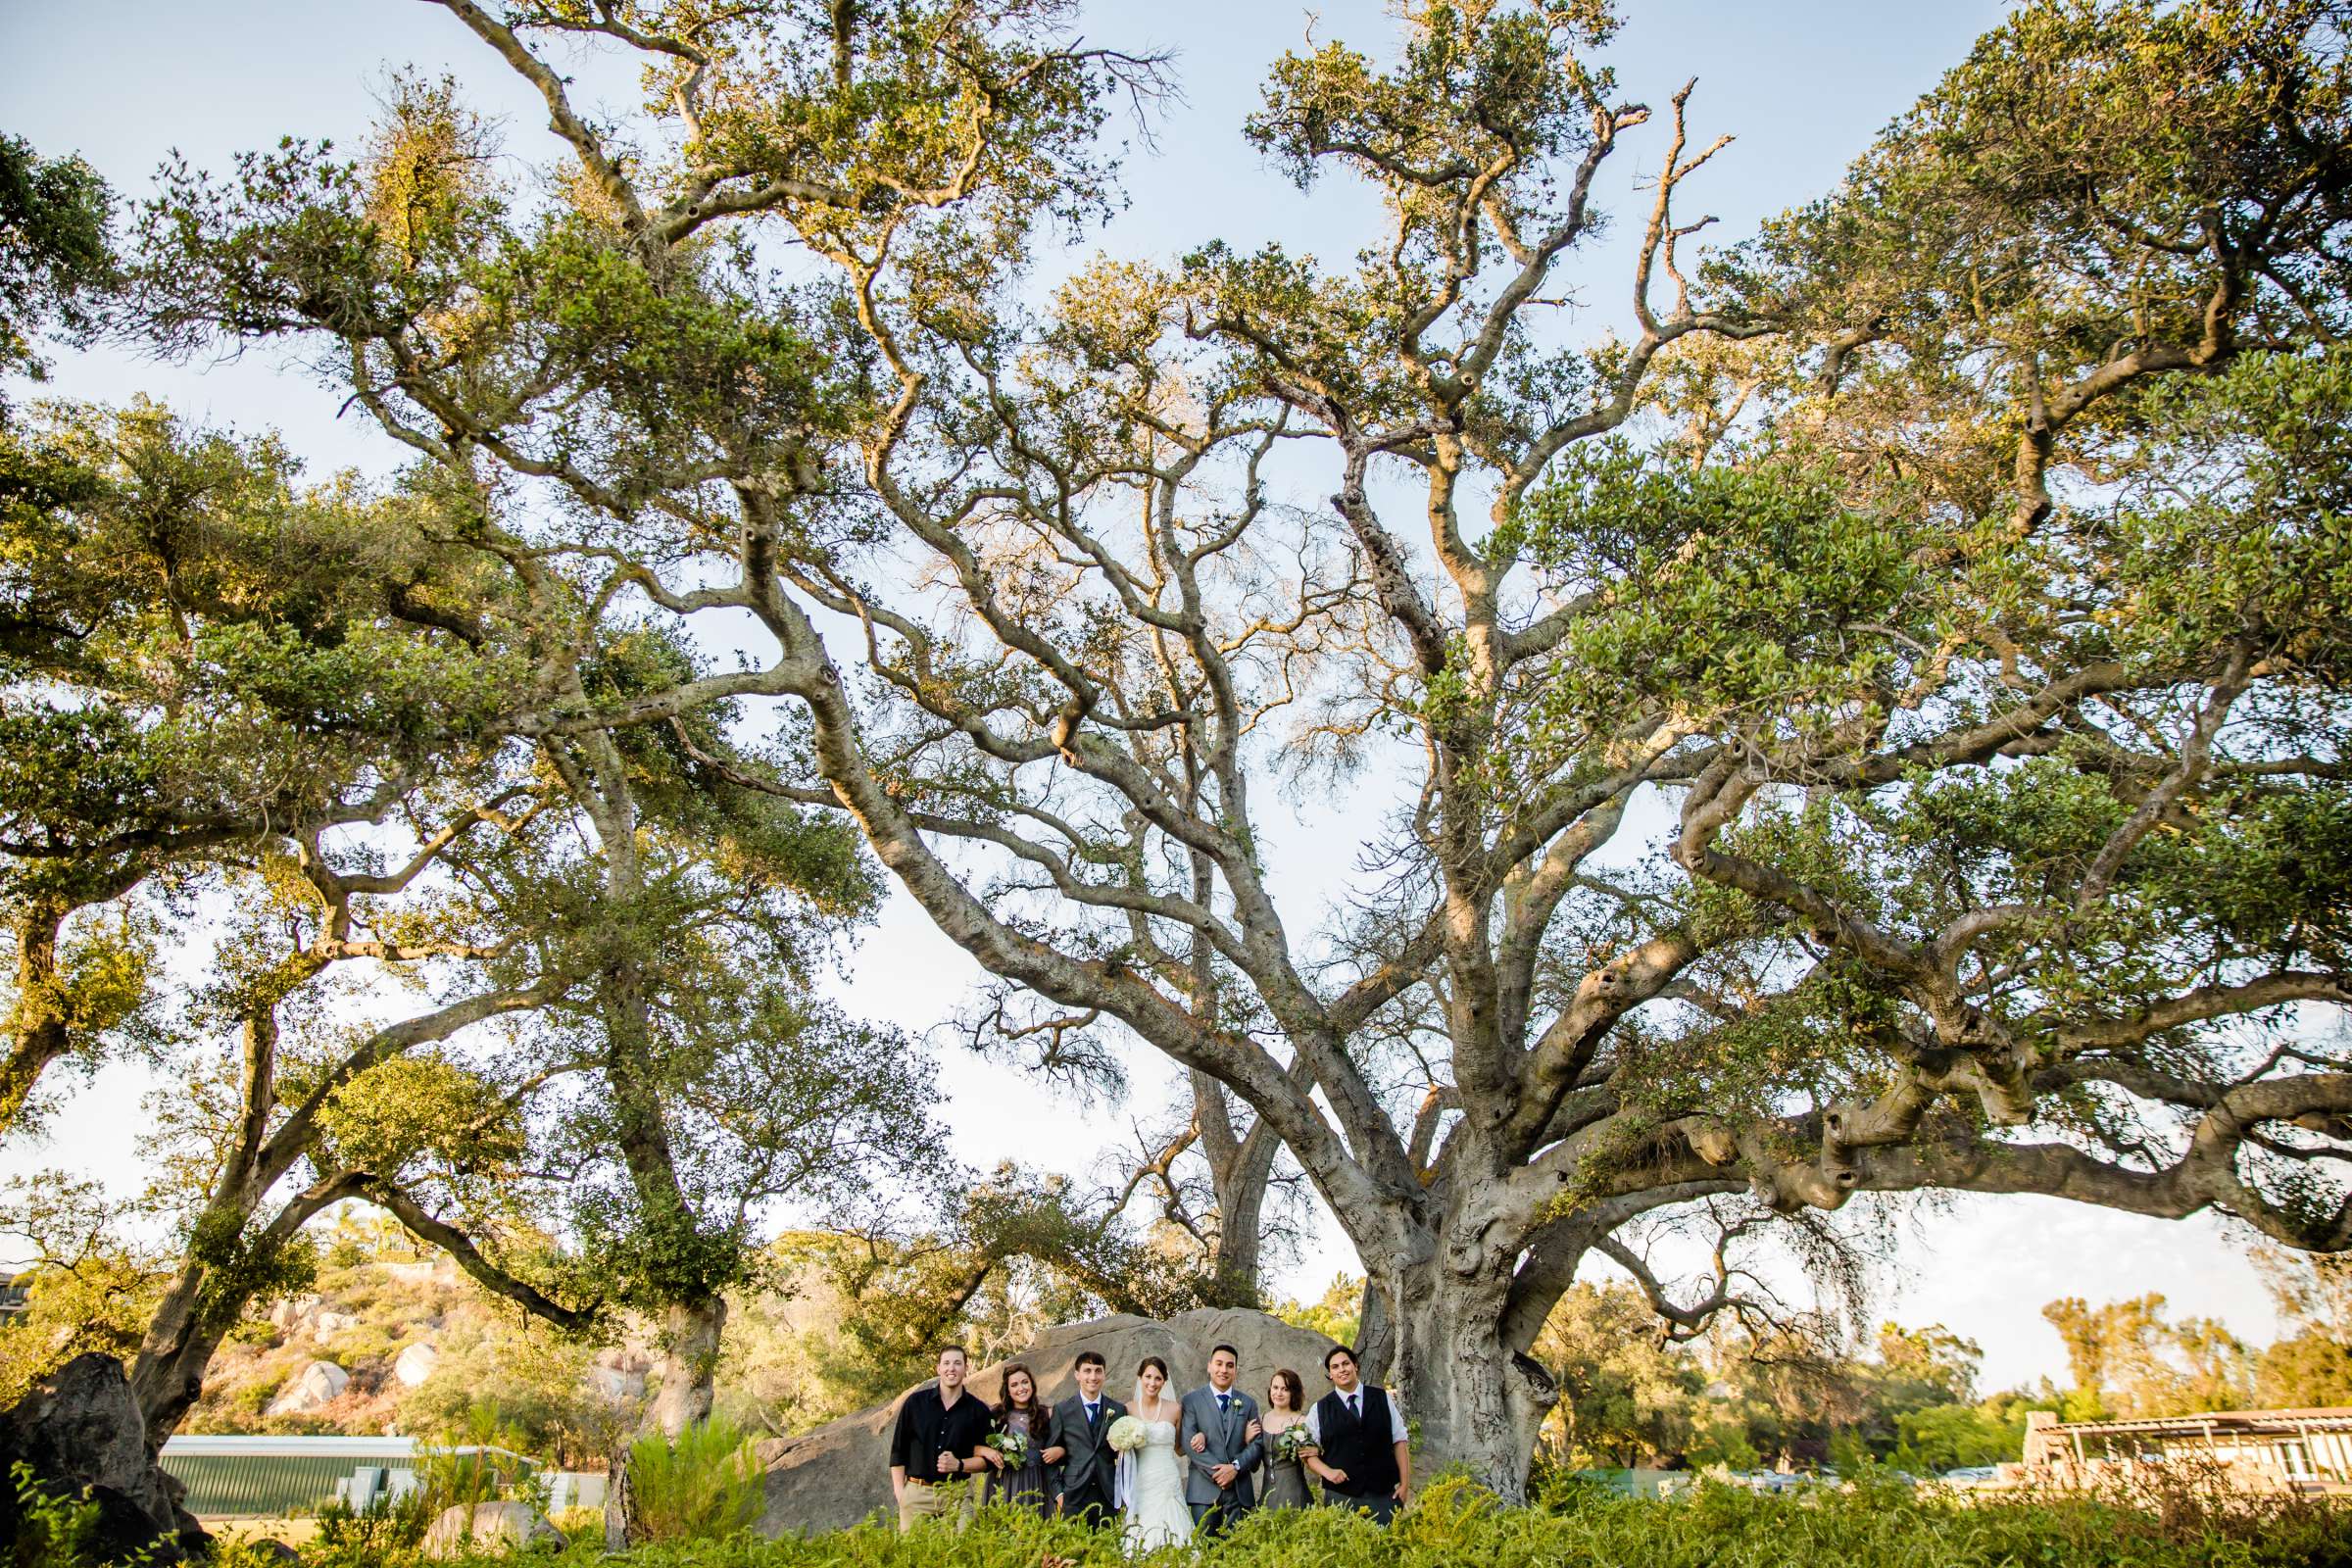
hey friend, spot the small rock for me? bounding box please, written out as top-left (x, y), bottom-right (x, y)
top-left (393, 1343), bottom-right (441, 1389)
top-left (420, 1502), bottom-right (564, 1558)
top-left (264, 1360), bottom-right (349, 1416)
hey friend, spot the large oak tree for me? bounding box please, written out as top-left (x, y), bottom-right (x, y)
top-left (133, 0), bottom-right (2352, 1498)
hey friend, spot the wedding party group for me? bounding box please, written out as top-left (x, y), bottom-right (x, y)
top-left (886, 1342), bottom-right (1413, 1549)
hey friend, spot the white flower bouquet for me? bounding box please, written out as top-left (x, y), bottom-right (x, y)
top-left (988, 1427), bottom-right (1031, 1468)
top-left (1106, 1414), bottom-right (1150, 1453)
top-left (1271, 1424), bottom-right (1314, 1463)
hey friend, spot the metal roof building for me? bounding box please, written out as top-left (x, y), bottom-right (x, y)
top-left (2023, 1407), bottom-right (2352, 1492)
top-left (159, 1436), bottom-right (603, 1520)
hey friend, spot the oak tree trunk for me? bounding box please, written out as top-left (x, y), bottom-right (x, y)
top-left (1376, 1249), bottom-right (1555, 1504)
top-left (648, 1292), bottom-right (726, 1437)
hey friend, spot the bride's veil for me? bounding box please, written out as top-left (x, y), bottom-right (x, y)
top-left (1113, 1379), bottom-right (1152, 1510)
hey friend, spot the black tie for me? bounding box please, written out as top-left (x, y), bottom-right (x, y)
top-left (1348, 1394), bottom-right (1360, 1420)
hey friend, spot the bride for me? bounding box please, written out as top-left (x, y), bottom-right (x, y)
top-left (1114, 1356), bottom-right (1194, 1554)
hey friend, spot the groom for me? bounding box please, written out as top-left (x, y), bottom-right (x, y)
top-left (1179, 1343), bottom-right (1265, 1537)
top-left (1042, 1348), bottom-right (1124, 1526)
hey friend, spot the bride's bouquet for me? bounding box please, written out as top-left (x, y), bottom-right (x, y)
top-left (1105, 1414), bottom-right (1150, 1453)
top-left (988, 1427), bottom-right (1031, 1468)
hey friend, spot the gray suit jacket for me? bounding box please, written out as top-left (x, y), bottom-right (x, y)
top-left (1178, 1385), bottom-right (1265, 1508)
top-left (1045, 1393), bottom-right (1125, 1503)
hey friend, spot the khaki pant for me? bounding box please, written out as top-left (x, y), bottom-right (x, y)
top-left (897, 1479), bottom-right (976, 1533)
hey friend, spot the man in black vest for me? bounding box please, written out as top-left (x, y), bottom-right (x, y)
top-left (1303, 1344), bottom-right (1411, 1523)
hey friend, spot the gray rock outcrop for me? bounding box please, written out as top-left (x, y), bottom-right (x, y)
top-left (0, 1352), bottom-right (205, 1563)
top-left (264, 1359), bottom-right (349, 1416)
top-left (756, 1307), bottom-right (1344, 1537)
top-left (420, 1501), bottom-right (565, 1557)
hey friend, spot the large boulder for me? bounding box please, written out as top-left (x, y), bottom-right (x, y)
top-left (393, 1342), bottom-right (441, 1389)
top-left (0, 1352), bottom-right (205, 1564)
top-left (756, 1307), bottom-right (1344, 1537)
top-left (267, 1295), bottom-right (322, 1335)
top-left (420, 1501), bottom-right (565, 1557)
top-left (264, 1359), bottom-right (349, 1416)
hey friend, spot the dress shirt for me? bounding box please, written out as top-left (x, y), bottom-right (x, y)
top-left (1304, 1386), bottom-right (1408, 1446)
top-left (889, 1384), bottom-right (997, 1484)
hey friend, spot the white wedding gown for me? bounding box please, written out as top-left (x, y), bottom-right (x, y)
top-left (1119, 1412), bottom-right (1195, 1555)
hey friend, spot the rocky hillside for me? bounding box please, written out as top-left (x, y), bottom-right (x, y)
top-left (174, 1244), bottom-right (887, 1459)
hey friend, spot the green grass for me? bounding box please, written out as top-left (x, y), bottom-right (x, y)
top-left (190, 1474), bottom-right (2352, 1568)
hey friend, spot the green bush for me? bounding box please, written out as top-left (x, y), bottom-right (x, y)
top-left (309, 1491), bottom-right (432, 1558)
top-left (6, 1462), bottom-right (119, 1568)
top-left (626, 1419), bottom-right (764, 1544)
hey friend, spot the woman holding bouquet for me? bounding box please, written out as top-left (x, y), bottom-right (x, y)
top-left (979, 1363), bottom-right (1052, 1512)
top-left (1257, 1369), bottom-right (1316, 1509)
top-left (1109, 1356), bottom-right (1194, 1552)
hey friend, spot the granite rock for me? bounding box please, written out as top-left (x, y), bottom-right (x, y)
top-left (0, 1352), bottom-right (205, 1563)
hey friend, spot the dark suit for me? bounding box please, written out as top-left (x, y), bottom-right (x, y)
top-left (1045, 1392), bottom-right (1125, 1526)
top-left (1179, 1383), bottom-right (1265, 1536)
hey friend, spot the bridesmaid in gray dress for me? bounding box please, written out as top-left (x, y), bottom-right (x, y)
top-left (979, 1363), bottom-right (1052, 1512)
top-left (1257, 1368), bottom-right (1317, 1509)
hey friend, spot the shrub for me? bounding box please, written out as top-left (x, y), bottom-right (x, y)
top-left (308, 1491), bottom-right (432, 1561)
top-left (626, 1419), bottom-right (763, 1544)
top-left (6, 1462), bottom-right (115, 1568)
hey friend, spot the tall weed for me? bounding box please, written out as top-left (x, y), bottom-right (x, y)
top-left (627, 1419), bottom-right (764, 1544)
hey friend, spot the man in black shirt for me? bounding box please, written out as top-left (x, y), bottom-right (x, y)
top-left (889, 1346), bottom-right (996, 1532)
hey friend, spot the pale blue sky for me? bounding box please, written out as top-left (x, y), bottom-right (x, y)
top-left (0, 1), bottom-right (2279, 1394)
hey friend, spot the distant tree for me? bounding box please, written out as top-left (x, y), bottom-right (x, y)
top-left (2041, 1294), bottom-right (2255, 1419)
top-left (2256, 1334), bottom-right (2352, 1407)
top-left (1870, 1323), bottom-right (1982, 1411)
top-left (1888, 1402), bottom-right (2023, 1472)
top-left (1537, 1282), bottom-right (1704, 1466)
top-left (495, 621), bottom-right (935, 1438)
top-left (2253, 1240), bottom-right (2352, 1405)
top-left (1272, 1273), bottom-right (1367, 1351)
